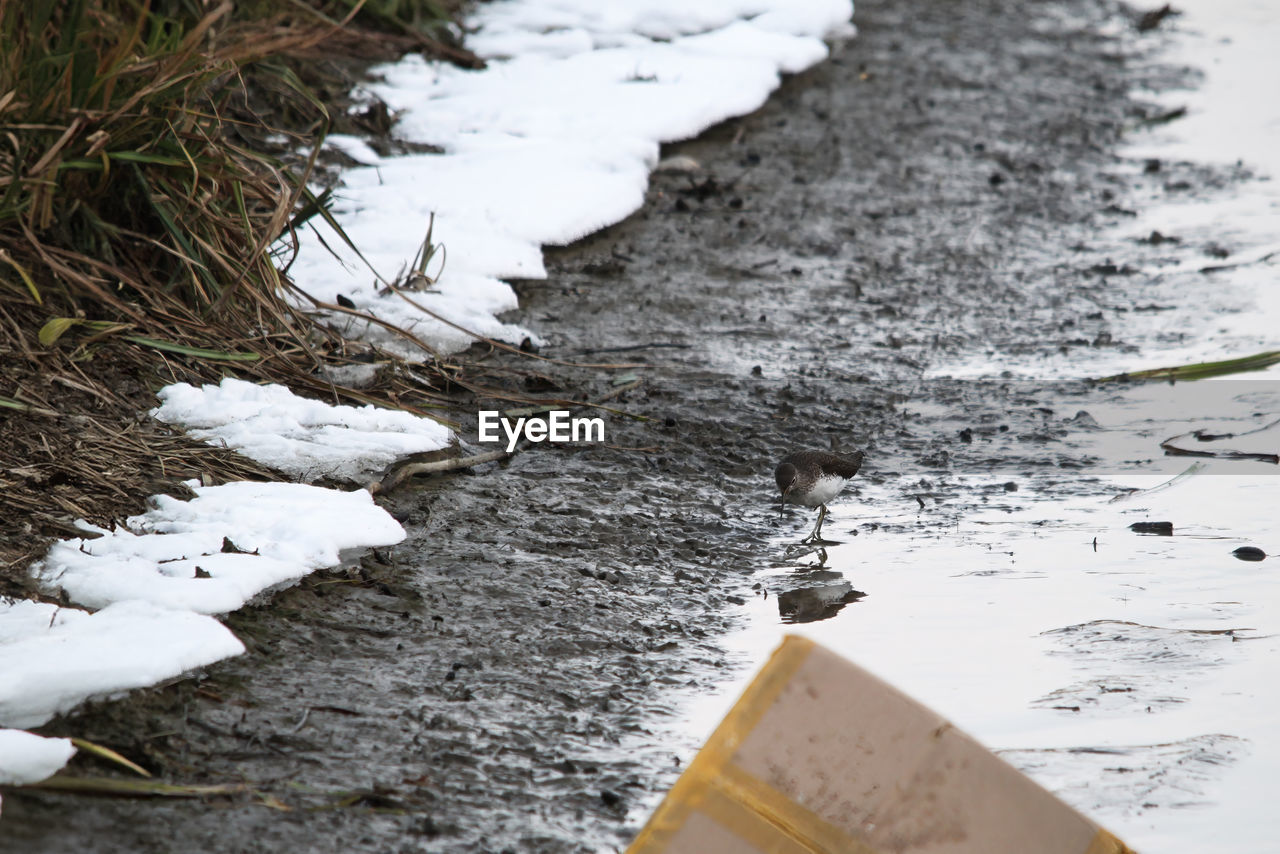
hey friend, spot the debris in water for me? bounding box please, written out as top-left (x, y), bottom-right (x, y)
top-left (1160, 418), bottom-right (1280, 464)
top-left (1130, 521), bottom-right (1174, 536)
top-left (654, 155), bottom-right (702, 174)
top-left (1232, 546), bottom-right (1266, 562)
top-left (1139, 229), bottom-right (1180, 245)
top-left (1135, 4), bottom-right (1178, 33)
top-left (1066, 410), bottom-right (1102, 429)
top-left (1096, 349), bottom-right (1280, 383)
top-left (1134, 105), bottom-right (1187, 128)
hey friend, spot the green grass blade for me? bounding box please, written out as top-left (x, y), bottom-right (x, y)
top-left (123, 335), bottom-right (260, 361)
top-left (38, 316), bottom-right (82, 346)
top-left (27, 775), bottom-right (246, 798)
top-left (0, 250), bottom-right (42, 304)
top-left (0, 396), bottom-right (31, 412)
top-left (147, 190), bottom-right (219, 297)
top-left (70, 738), bottom-right (152, 778)
top-left (1095, 350), bottom-right (1280, 383)
top-left (0, 395), bottom-right (61, 417)
top-left (59, 152), bottom-right (190, 170)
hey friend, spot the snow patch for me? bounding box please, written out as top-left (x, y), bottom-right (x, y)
top-left (0, 729), bottom-right (76, 785)
top-left (32, 481), bottom-right (405, 614)
top-left (152, 377), bottom-right (452, 483)
top-left (0, 600), bottom-right (244, 729)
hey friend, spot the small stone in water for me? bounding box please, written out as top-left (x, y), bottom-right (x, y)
top-left (1232, 546), bottom-right (1266, 562)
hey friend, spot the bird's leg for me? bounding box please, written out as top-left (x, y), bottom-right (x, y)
top-left (800, 504), bottom-right (828, 544)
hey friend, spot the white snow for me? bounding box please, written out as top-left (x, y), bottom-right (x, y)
top-left (289, 0), bottom-right (853, 357)
top-left (152, 378), bottom-right (452, 483)
top-left (32, 482), bottom-right (404, 614)
top-left (0, 729), bottom-right (76, 785)
top-left (4, 482), bottom-right (403, 769)
top-left (0, 599), bottom-right (244, 729)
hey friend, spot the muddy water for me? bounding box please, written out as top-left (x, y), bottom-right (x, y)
top-left (689, 0), bottom-right (1280, 848)
top-left (5, 0), bottom-right (1273, 852)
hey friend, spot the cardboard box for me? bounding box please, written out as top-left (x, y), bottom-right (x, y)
top-left (630, 636), bottom-right (1134, 854)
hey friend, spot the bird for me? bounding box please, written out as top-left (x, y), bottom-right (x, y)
top-left (775, 450), bottom-right (865, 543)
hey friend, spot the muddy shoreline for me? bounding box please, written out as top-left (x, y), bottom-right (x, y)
top-left (1, 0), bottom-right (1192, 850)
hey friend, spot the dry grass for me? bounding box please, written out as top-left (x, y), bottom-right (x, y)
top-left (0, 0), bottom-right (483, 590)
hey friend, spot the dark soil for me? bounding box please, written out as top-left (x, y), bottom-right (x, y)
top-left (2, 0), bottom-right (1202, 851)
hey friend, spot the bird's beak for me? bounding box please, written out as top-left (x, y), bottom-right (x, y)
top-left (778, 488), bottom-right (789, 519)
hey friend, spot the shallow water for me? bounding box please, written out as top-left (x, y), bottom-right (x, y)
top-left (687, 3), bottom-right (1280, 849)
top-left (689, 460), bottom-right (1279, 847)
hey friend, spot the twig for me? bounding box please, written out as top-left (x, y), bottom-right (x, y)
top-left (566, 342), bottom-right (690, 355)
top-left (372, 448), bottom-right (510, 494)
top-left (291, 290), bottom-right (441, 358)
top-left (372, 379), bottom-right (644, 494)
top-left (287, 708), bottom-right (311, 734)
top-left (1199, 247), bottom-right (1279, 274)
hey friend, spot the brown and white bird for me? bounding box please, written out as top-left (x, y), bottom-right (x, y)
top-left (775, 450), bottom-right (865, 543)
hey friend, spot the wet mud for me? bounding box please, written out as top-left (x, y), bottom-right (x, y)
top-left (1, 0), bottom-right (1214, 851)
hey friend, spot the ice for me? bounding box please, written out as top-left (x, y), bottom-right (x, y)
top-left (0, 729), bottom-right (76, 785)
top-left (0, 600), bottom-right (244, 729)
top-left (152, 377), bottom-right (452, 483)
top-left (32, 482), bottom-right (405, 614)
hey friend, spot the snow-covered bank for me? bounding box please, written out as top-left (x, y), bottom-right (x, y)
top-left (2, 480), bottom-right (406, 785)
top-left (3, 482), bottom-right (403, 737)
top-left (1, 0), bottom-right (854, 788)
top-left (291, 0), bottom-right (854, 356)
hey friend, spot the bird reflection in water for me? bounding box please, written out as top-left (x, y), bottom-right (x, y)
top-left (775, 548), bottom-right (867, 624)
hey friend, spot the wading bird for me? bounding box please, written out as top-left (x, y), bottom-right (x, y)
top-left (775, 450), bottom-right (864, 543)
